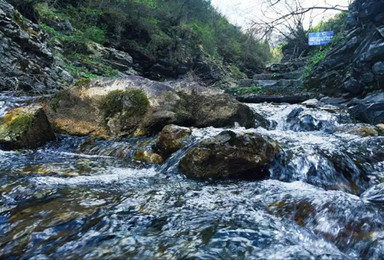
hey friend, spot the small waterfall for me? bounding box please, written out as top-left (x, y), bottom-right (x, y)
top-left (247, 102), bottom-right (384, 194)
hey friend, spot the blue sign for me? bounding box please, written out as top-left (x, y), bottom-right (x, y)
top-left (308, 31), bottom-right (334, 46)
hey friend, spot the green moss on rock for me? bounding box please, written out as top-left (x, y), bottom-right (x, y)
top-left (0, 106), bottom-right (55, 150)
top-left (1, 114), bottom-right (34, 139)
top-left (74, 78), bottom-right (91, 87)
top-left (100, 89), bottom-right (149, 119)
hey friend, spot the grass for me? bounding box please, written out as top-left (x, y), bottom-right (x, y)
top-left (302, 46), bottom-right (331, 79)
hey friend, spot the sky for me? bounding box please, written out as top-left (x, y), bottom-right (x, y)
top-left (211, 0), bottom-right (351, 30)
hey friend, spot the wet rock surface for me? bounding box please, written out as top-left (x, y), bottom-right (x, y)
top-left (154, 124), bottom-right (192, 158)
top-left (349, 93), bottom-right (384, 124)
top-left (179, 130), bottom-right (279, 180)
top-left (0, 94), bottom-right (384, 259)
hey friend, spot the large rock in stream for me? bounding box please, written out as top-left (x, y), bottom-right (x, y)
top-left (45, 76), bottom-right (255, 138)
top-left (0, 105), bottom-right (55, 150)
top-left (179, 130), bottom-right (280, 180)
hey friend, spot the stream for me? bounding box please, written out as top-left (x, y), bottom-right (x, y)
top-left (1, 93), bottom-right (384, 259)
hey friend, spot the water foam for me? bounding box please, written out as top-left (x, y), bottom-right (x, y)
top-left (31, 167), bottom-right (157, 187)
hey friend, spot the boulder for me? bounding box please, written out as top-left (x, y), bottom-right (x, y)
top-left (154, 124), bottom-right (192, 158)
top-left (342, 78), bottom-right (363, 95)
top-left (302, 98), bottom-right (321, 108)
top-left (286, 108), bottom-right (323, 131)
top-left (178, 130), bottom-right (280, 180)
top-left (372, 61), bottom-right (384, 75)
top-left (0, 105), bottom-right (55, 150)
top-left (46, 76), bottom-right (255, 138)
top-left (298, 115), bottom-right (323, 131)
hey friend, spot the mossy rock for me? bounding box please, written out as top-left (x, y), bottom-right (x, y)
top-left (45, 76), bottom-right (257, 138)
top-left (99, 89), bottom-right (150, 136)
top-left (74, 78), bottom-right (92, 87)
top-left (0, 105), bottom-right (55, 150)
top-left (100, 89), bottom-right (149, 119)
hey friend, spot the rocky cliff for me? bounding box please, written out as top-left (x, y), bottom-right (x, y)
top-left (0, 0), bottom-right (73, 93)
top-left (305, 0), bottom-right (384, 97)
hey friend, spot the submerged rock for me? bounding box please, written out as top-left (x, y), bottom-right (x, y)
top-left (179, 130), bottom-right (280, 180)
top-left (46, 76), bottom-right (254, 138)
top-left (0, 105), bottom-right (55, 150)
top-left (154, 124), bottom-right (192, 158)
top-left (134, 150), bottom-right (163, 164)
top-left (286, 108), bottom-right (323, 132)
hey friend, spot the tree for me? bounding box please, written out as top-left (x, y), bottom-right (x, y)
top-left (247, 0), bottom-right (350, 60)
top-left (249, 0), bottom-right (350, 40)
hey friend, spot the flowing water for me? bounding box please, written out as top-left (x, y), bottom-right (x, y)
top-left (1, 93), bottom-right (384, 259)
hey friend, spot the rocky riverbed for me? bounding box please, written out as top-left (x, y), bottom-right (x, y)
top-left (1, 92), bottom-right (384, 259)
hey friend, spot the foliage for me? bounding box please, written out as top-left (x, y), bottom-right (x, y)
top-left (302, 47), bottom-right (330, 79)
top-left (271, 43), bottom-right (286, 62)
top-left (302, 13), bottom-right (347, 79)
top-left (11, 0), bottom-right (273, 79)
top-left (308, 12), bottom-right (348, 35)
top-left (83, 26), bottom-right (106, 44)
